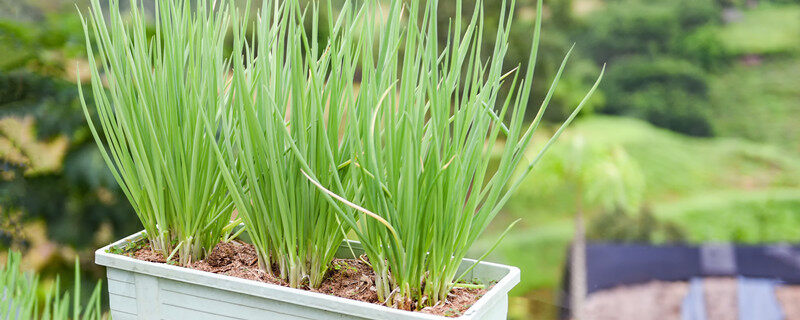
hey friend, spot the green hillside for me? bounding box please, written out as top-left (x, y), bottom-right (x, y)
top-left (472, 116), bottom-right (800, 318)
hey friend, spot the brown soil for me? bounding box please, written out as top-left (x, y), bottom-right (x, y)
top-left (420, 287), bottom-right (487, 317)
top-left (702, 278), bottom-right (737, 320)
top-left (582, 278), bottom-right (800, 320)
top-left (127, 240), bottom-right (485, 317)
top-left (581, 280), bottom-right (689, 320)
top-left (776, 285), bottom-right (800, 320)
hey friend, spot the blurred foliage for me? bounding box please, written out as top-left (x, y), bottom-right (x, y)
top-left (714, 4), bottom-right (800, 56)
top-left (587, 207), bottom-right (685, 243)
top-left (0, 71), bottom-right (137, 250)
top-left (581, 0), bottom-right (719, 62)
top-left (584, 0), bottom-right (722, 60)
top-left (0, 8), bottom-right (87, 78)
top-left (579, 0), bottom-right (728, 136)
top-left (579, 0), bottom-right (800, 140)
top-left (720, 0), bottom-right (800, 7)
top-left (676, 26), bottom-right (730, 70)
top-left (603, 56), bottom-right (713, 136)
top-left (0, 2), bottom-right (142, 254)
top-left (655, 189), bottom-right (800, 243)
top-left (0, 5), bottom-right (139, 307)
top-left (524, 133), bottom-right (646, 215)
top-left (709, 59), bottom-right (800, 151)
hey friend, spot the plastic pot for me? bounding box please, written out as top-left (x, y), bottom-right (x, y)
top-left (96, 231), bottom-right (520, 320)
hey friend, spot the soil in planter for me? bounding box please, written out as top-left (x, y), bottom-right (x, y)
top-left (581, 278), bottom-right (800, 320)
top-left (123, 240), bottom-right (487, 317)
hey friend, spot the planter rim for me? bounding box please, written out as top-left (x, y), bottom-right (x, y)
top-left (95, 230), bottom-right (520, 319)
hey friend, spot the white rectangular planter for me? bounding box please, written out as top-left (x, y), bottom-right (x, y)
top-left (95, 231), bottom-right (520, 320)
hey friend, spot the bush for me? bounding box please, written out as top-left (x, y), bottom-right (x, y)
top-left (0, 12), bottom-right (86, 76)
top-left (0, 72), bottom-right (137, 249)
top-left (676, 26), bottom-right (731, 70)
top-left (602, 57), bottom-right (713, 136)
top-left (582, 0), bottom-right (722, 66)
top-left (583, 1), bottom-right (681, 62)
top-left (587, 207), bottom-right (685, 243)
top-left (673, 0), bottom-right (720, 30)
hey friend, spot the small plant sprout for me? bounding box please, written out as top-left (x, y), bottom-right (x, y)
top-left (205, 0), bottom-right (367, 288)
top-left (1, 251), bottom-right (104, 320)
top-left (78, 0), bottom-right (237, 265)
top-left (304, 0), bottom-right (603, 310)
top-left (1, 251), bottom-right (37, 319)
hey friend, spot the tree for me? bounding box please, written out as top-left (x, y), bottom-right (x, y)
top-left (535, 131), bottom-right (645, 319)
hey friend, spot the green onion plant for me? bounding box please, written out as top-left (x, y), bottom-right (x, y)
top-left (305, 0), bottom-right (604, 309)
top-left (78, 0), bottom-right (237, 265)
top-left (0, 251), bottom-right (36, 319)
top-left (206, 0), bottom-right (377, 289)
top-left (1, 251), bottom-right (104, 320)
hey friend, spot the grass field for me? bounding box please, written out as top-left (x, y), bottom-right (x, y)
top-left (715, 4), bottom-right (800, 56)
top-left (709, 58), bottom-right (800, 152)
top-left (655, 189), bottom-right (800, 242)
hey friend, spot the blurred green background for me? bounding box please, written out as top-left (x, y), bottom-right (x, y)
top-left (1, 0), bottom-right (799, 319)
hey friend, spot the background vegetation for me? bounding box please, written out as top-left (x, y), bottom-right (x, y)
top-left (1, 0), bottom-right (798, 319)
